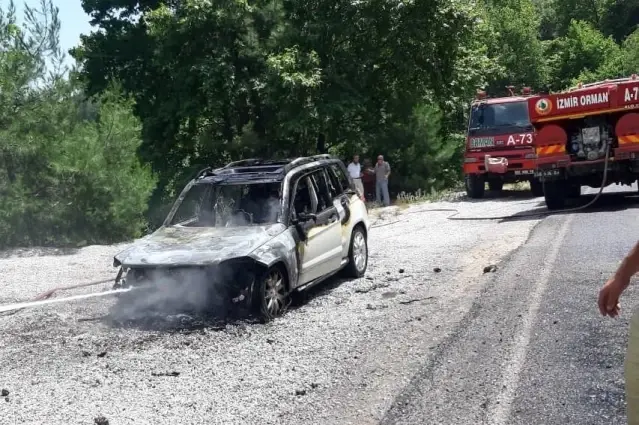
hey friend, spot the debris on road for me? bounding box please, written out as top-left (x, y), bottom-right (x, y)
top-left (94, 416), bottom-right (109, 425)
top-left (295, 389), bottom-right (307, 396)
top-left (355, 282), bottom-right (390, 293)
top-left (151, 371), bottom-right (180, 377)
top-left (433, 267), bottom-right (442, 273)
top-left (1, 389), bottom-right (9, 397)
top-left (399, 297), bottom-right (435, 305)
top-left (483, 265), bottom-right (498, 273)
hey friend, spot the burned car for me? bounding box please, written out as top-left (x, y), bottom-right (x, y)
top-left (112, 154), bottom-right (371, 321)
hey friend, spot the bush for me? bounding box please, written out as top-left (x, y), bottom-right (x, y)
top-left (0, 84), bottom-right (156, 248)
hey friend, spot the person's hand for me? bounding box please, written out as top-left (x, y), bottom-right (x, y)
top-left (598, 275), bottom-right (628, 317)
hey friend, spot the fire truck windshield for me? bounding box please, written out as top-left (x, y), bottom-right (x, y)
top-left (468, 101), bottom-right (532, 136)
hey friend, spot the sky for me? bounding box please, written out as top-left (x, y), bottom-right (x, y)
top-left (2, 0), bottom-right (93, 68)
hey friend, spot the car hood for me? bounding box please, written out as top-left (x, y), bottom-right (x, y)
top-left (114, 223), bottom-right (287, 267)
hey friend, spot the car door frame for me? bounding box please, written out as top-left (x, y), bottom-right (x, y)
top-left (290, 168), bottom-right (344, 285)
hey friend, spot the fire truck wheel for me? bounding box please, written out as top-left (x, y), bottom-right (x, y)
top-left (543, 180), bottom-right (567, 210)
top-left (488, 180), bottom-right (503, 192)
top-left (465, 174), bottom-right (485, 199)
top-left (567, 184), bottom-right (581, 198)
top-left (530, 178), bottom-right (544, 197)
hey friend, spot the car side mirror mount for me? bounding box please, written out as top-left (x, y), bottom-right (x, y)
top-left (297, 212), bottom-right (317, 222)
top-left (292, 212), bottom-right (317, 242)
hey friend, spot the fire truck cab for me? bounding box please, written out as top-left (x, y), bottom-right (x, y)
top-left (528, 75), bottom-right (639, 210)
top-left (463, 87), bottom-right (542, 199)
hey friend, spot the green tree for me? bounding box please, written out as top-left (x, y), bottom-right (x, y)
top-left (483, 0), bottom-right (550, 94)
top-left (546, 20), bottom-right (620, 90)
top-left (0, 0), bottom-right (155, 248)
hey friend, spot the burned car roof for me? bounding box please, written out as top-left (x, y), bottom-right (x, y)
top-left (194, 154), bottom-right (343, 182)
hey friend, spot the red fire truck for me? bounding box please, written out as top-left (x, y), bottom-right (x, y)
top-left (463, 87), bottom-right (543, 199)
top-left (527, 75), bottom-right (639, 210)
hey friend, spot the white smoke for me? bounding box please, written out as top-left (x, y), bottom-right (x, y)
top-left (108, 260), bottom-right (256, 329)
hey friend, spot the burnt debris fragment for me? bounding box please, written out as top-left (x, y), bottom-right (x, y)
top-left (483, 265), bottom-right (497, 273)
top-left (94, 416), bottom-right (109, 425)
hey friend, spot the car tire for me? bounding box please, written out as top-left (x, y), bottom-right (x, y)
top-left (251, 265), bottom-right (289, 322)
top-left (344, 225), bottom-right (368, 278)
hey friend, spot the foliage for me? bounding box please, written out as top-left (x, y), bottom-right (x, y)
top-left (3, 0), bottom-right (639, 247)
top-left (0, 0), bottom-right (155, 248)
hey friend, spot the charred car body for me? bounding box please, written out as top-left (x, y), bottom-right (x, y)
top-left (464, 87), bottom-right (543, 198)
top-left (112, 154), bottom-right (371, 320)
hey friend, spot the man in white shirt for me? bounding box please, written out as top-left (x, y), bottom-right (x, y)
top-left (347, 154), bottom-right (364, 199)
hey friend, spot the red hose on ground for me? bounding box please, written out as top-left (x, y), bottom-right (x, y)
top-left (33, 278), bottom-right (115, 300)
top-left (0, 278), bottom-right (115, 317)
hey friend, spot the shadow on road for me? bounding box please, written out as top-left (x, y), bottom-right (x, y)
top-left (500, 189), bottom-right (639, 223)
top-left (458, 188), bottom-right (538, 203)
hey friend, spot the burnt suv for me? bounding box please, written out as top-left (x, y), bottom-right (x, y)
top-left (112, 155), bottom-right (371, 321)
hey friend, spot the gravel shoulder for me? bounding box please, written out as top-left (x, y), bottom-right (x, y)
top-left (0, 192), bottom-right (543, 425)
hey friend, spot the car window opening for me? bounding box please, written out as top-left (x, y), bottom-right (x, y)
top-left (171, 181), bottom-right (283, 227)
top-left (293, 177), bottom-right (315, 217)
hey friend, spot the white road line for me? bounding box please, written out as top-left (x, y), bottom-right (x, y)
top-left (487, 214), bottom-right (574, 424)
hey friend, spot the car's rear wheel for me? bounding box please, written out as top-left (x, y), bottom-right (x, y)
top-left (252, 266), bottom-right (289, 322)
top-left (344, 225), bottom-right (368, 278)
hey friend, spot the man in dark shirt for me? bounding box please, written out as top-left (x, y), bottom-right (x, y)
top-left (374, 155), bottom-right (391, 206)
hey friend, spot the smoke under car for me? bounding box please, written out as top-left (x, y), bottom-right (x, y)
top-left (112, 156), bottom-right (371, 321)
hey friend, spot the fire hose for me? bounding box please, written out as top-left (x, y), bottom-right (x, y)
top-left (0, 277), bottom-right (116, 317)
top-left (371, 145), bottom-right (612, 228)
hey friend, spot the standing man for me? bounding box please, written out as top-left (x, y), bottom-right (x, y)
top-left (347, 154), bottom-right (364, 199)
top-left (374, 154), bottom-right (391, 206)
top-left (599, 241), bottom-right (639, 423)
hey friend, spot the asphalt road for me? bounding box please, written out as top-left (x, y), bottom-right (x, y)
top-left (381, 185), bottom-right (639, 425)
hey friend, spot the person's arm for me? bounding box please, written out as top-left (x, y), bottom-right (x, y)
top-left (385, 162), bottom-right (391, 179)
top-left (614, 241), bottom-right (639, 286)
top-left (599, 240), bottom-right (639, 317)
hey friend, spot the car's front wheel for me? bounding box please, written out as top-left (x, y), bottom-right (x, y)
top-left (252, 266), bottom-right (289, 322)
top-left (344, 225), bottom-right (368, 278)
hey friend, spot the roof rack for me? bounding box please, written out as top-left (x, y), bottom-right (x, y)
top-left (568, 75), bottom-right (639, 92)
top-left (194, 154), bottom-right (335, 180)
top-left (194, 166), bottom-right (213, 179)
top-left (222, 158), bottom-right (263, 168)
top-left (284, 154), bottom-right (334, 172)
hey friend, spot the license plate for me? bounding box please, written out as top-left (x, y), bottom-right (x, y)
top-left (514, 170), bottom-right (534, 175)
top-left (535, 169), bottom-right (560, 177)
top-left (469, 137), bottom-right (495, 148)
